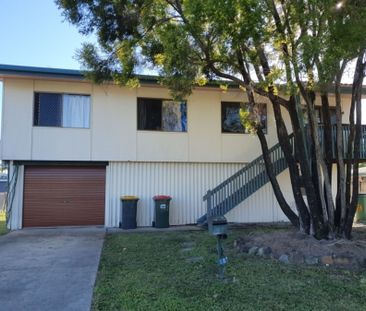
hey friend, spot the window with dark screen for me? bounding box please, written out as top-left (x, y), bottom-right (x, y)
top-left (315, 106), bottom-right (337, 125)
top-left (34, 93), bottom-right (62, 126)
top-left (137, 98), bottom-right (187, 132)
top-left (221, 102), bottom-right (267, 134)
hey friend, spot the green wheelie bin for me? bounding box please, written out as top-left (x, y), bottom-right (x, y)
top-left (153, 195), bottom-right (171, 228)
top-left (356, 194), bottom-right (366, 223)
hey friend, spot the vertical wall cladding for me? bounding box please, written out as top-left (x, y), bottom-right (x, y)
top-left (106, 162), bottom-right (291, 227)
top-left (225, 169), bottom-right (293, 223)
top-left (7, 162), bottom-right (24, 230)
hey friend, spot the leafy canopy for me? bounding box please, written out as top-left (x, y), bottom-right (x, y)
top-left (57, 0), bottom-right (366, 99)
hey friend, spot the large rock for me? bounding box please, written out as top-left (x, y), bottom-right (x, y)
top-left (305, 256), bottom-right (319, 265)
top-left (279, 254), bottom-right (290, 264)
top-left (321, 256), bottom-right (334, 265)
top-left (333, 256), bottom-right (352, 265)
top-left (257, 247), bottom-right (272, 257)
top-left (248, 246), bottom-right (259, 256)
top-left (290, 252), bottom-right (304, 264)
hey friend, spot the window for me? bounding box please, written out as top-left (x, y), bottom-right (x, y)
top-left (137, 98), bottom-right (187, 132)
top-left (360, 176), bottom-right (366, 193)
top-left (221, 102), bottom-right (267, 133)
top-left (34, 93), bottom-right (90, 128)
top-left (315, 106), bottom-right (337, 125)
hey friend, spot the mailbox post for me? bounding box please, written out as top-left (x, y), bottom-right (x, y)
top-left (208, 215), bottom-right (228, 237)
top-left (208, 215), bottom-right (228, 279)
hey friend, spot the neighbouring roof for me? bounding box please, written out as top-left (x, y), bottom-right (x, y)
top-left (0, 64), bottom-right (365, 94)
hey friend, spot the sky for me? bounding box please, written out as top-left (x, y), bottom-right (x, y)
top-left (0, 0), bottom-right (96, 69)
top-left (0, 0), bottom-right (361, 78)
top-left (0, 0), bottom-right (96, 137)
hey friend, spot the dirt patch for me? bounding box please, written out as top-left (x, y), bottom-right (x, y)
top-left (235, 226), bottom-right (366, 269)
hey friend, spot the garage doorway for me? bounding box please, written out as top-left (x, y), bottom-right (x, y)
top-left (23, 165), bottom-right (105, 227)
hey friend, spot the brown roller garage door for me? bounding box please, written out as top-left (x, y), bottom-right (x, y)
top-left (23, 166), bottom-right (105, 227)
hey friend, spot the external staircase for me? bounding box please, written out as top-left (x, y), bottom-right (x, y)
top-left (197, 124), bottom-right (366, 225)
top-left (197, 135), bottom-right (294, 225)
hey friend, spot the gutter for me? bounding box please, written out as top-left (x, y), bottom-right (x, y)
top-left (0, 64), bottom-right (365, 94)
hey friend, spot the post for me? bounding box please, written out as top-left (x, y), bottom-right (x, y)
top-left (217, 235), bottom-right (228, 279)
top-left (206, 190), bottom-right (212, 218)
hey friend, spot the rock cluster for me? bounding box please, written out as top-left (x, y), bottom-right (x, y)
top-left (234, 239), bottom-right (357, 268)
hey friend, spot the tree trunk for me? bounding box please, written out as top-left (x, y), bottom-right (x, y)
top-left (270, 98), bottom-right (311, 233)
top-left (308, 91), bottom-right (336, 237)
top-left (257, 128), bottom-right (300, 228)
top-left (238, 66), bottom-right (302, 230)
top-left (293, 83), bottom-right (335, 238)
top-left (287, 97), bottom-right (324, 234)
top-left (321, 93), bottom-right (334, 178)
top-left (334, 69), bottom-right (347, 234)
top-left (344, 52), bottom-right (366, 239)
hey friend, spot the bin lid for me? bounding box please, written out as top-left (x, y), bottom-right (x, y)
top-left (153, 195), bottom-right (172, 200)
top-left (121, 195), bottom-right (139, 200)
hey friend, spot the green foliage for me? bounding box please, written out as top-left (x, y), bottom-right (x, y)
top-left (195, 74), bottom-right (208, 86)
top-left (92, 229), bottom-right (366, 311)
top-left (57, 0), bottom-right (366, 97)
top-left (239, 107), bottom-right (256, 134)
top-left (0, 211), bottom-right (8, 236)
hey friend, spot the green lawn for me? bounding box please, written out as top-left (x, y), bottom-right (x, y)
top-left (0, 210), bottom-right (8, 236)
top-left (93, 228), bottom-right (366, 311)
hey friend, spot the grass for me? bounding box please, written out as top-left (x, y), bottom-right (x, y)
top-left (0, 210), bottom-right (8, 236)
top-left (93, 227), bottom-right (366, 311)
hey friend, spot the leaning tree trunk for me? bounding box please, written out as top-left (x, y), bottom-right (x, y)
top-left (334, 62), bottom-right (347, 234)
top-left (306, 92), bottom-right (336, 238)
top-left (255, 20), bottom-right (311, 233)
top-left (321, 93), bottom-right (334, 178)
top-left (286, 96), bottom-right (324, 235)
top-left (344, 52), bottom-right (366, 239)
top-left (270, 98), bottom-right (311, 233)
top-left (240, 75), bottom-right (301, 229)
top-left (257, 128), bottom-right (300, 228)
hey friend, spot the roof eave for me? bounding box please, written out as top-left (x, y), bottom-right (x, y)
top-left (0, 64), bottom-right (365, 94)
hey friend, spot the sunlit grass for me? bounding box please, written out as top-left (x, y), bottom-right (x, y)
top-left (92, 228), bottom-right (366, 311)
top-left (0, 210), bottom-right (8, 236)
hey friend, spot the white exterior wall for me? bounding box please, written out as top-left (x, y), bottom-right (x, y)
top-left (105, 161), bottom-right (291, 227)
top-left (1, 77), bottom-right (290, 163)
top-left (7, 160), bottom-right (292, 229)
top-left (226, 168), bottom-right (294, 223)
top-left (0, 75), bottom-right (356, 230)
top-left (1, 79), bottom-right (33, 160)
top-left (3, 160), bottom-right (342, 229)
top-left (1, 77), bottom-right (353, 163)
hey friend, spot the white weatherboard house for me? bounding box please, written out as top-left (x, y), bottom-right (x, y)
top-left (0, 64), bottom-right (357, 230)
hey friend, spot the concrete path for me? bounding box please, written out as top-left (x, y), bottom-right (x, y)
top-left (0, 227), bottom-right (105, 311)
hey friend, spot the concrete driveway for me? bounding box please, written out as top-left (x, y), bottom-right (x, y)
top-left (0, 227), bottom-right (105, 311)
